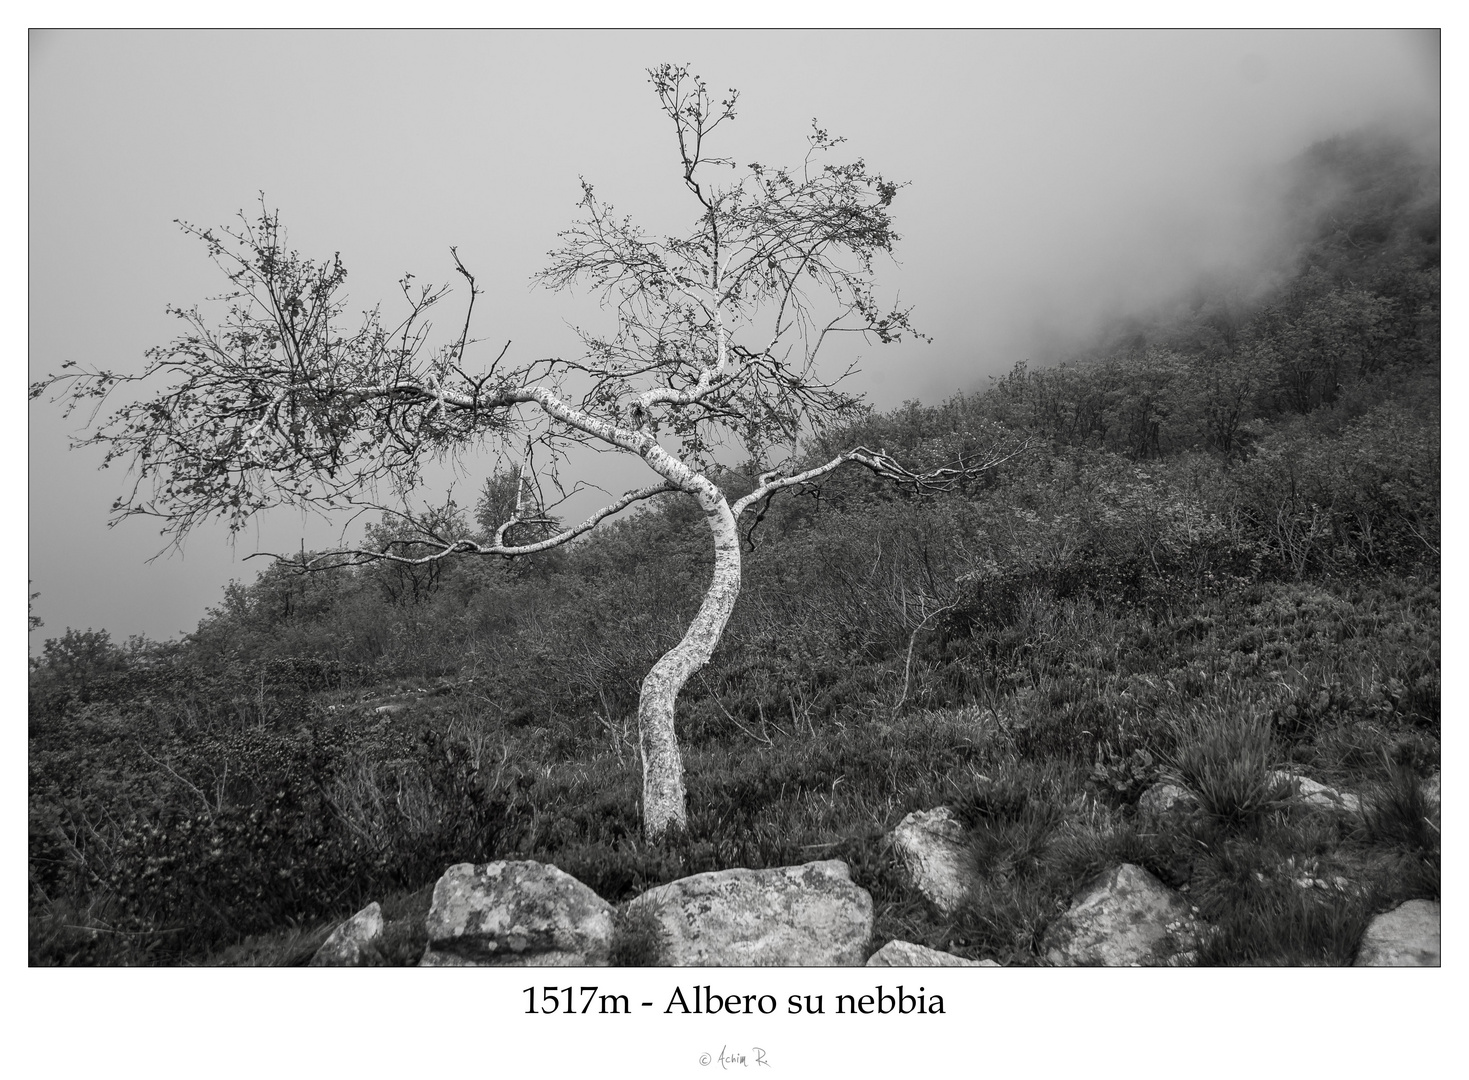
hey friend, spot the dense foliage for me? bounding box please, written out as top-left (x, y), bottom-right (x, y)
top-left (30, 129), bottom-right (1438, 965)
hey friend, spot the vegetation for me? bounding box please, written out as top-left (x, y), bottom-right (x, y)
top-left (29, 125), bottom-right (1437, 966)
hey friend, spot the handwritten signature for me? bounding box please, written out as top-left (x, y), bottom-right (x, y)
top-left (698, 1046), bottom-right (771, 1069)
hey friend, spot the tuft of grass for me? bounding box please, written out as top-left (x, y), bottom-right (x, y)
top-left (1358, 762), bottom-right (1440, 855)
top-left (1164, 701), bottom-right (1292, 829)
top-left (607, 903), bottom-right (669, 967)
top-left (374, 884), bottom-right (435, 966)
top-left (1185, 818), bottom-right (1387, 966)
top-left (951, 758), bottom-right (1077, 880)
top-left (1353, 761), bottom-right (1440, 907)
top-left (199, 921), bottom-right (337, 967)
top-left (1193, 869), bottom-right (1372, 966)
top-left (28, 896), bottom-right (180, 967)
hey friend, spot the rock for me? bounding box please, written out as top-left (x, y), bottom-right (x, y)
top-left (1422, 772), bottom-right (1441, 808)
top-left (1354, 899), bottom-right (1441, 967)
top-left (420, 861), bottom-right (614, 967)
top-left (1138, 782), bottom-right (1199, 817)
top-left (309, 901), bottom-right (384, 967)
top-left (1272, 771), bottom-right (1360, 813)
top-left (1260, 856), bottom-right (1359, 895)
top-left (890, 807), bottom-right (971, 913)
top-left (1041, 863), bottom-right (1211, 967)
top-left (866, 940), bottom-right (998, 967)
top-left (627, 859), bottom-right (872, 966)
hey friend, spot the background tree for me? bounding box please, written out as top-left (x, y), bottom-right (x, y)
top-left (32, 64), bottom-right (1024, 839)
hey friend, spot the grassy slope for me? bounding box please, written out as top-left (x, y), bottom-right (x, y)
top-left (30, 568), bottom-right (1439, 967)
top-left (29, 129), bottom-right (1440, 966)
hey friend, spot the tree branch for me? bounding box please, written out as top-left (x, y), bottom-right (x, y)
top-left (251, 480), bottom-right (680, 572)
top-left (731, 439), bottom-right (1032, 520)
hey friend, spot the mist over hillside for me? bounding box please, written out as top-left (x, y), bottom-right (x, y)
top-left (1013, 121), bottom-right (1440, 375)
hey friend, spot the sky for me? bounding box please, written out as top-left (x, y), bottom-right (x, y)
top-left (26, 29), bottom-right (1441, 650)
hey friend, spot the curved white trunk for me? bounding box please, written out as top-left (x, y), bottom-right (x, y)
top-left (637, 475), bottom-right (742, 840)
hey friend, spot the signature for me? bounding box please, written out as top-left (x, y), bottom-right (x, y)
top-left (698, 1046), bottom-right (771, 1069)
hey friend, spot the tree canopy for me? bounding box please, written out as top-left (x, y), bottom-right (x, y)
top-left (32, 64), bottom-right (1025, 839)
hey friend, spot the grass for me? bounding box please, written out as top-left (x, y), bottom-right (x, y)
top-left (29, 573), bottom-right (1439, 967)
top-left (1164, 700), bottom-right (1294, 829)
top-left (201, 883), bottom-right (435, 966)
top-left (1359, 762), bottom-right (1440, 854)
top-left (608, 903), bottom-right (670, 966)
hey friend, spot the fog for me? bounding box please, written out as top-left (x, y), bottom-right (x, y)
top-left (26, 30), bottom-right (1439, 649)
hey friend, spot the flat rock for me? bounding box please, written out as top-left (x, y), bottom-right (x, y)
top-left (627, 859), bottom-right (872, 966)
top-left (866, 940), bottom-right (998, 967)
top-left (890, 807), bottom-right (971, 913)
top-left (1137, 782), bottom-right (1199, 817)
top-left (1354, 899), bottom-right (1441, 967)
top-left (420, 861), bottom-right (614, 967)
top-left (1042, 863), bottom-right (1211, 967)
top-left (309, 901), bottom-right (384, 967)
top-left (1272, 771), bottom-right (1360, 813)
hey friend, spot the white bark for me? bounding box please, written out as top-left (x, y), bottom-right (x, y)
top-left (629, 432), bottom-right (744, 839)
top-left (637, 478), bottom-right (741, 839)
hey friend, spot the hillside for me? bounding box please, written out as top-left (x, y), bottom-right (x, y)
top-left (29, 128), bottom-right (1439, 966)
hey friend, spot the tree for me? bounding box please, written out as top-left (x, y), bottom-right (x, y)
top-left (32, 65), bottom-right (1025, 839)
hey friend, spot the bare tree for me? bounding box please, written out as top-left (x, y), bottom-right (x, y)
top-left (32, 64), bottom-right (1026, 839)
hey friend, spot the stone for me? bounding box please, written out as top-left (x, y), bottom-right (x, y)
top-left (627, 859), bottom-right (873, 966)
top-left (1041, 863), bottom-right (1211, 967)
top-left (420, 861), bottom-right (614, 967)
top-left (309, 901), bottom-right (384, 967)
top-left (1354, 899), bottom-right (1441, 967)
top-left (866, 940), bottom-right (998, 967)
top-left (890, 807), bottom-right (971, 913)
top-left (1272, 771), bottom-right (1360, 813)
top-left (1422, 772), bottom-right (1441, 809)
top-left (1262, 855), bottom-right (1359, 895)
top-left (1137, 782), bottom-right (1199, 817)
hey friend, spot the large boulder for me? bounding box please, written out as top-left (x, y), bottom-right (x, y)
top-left (1042, 863), bottom-right (1211, 967)
top-left (420, 861), bottom-right (614, 967)
top-left (627, 859), bottom-right (872, 966)
top-left (309, 901), bottom-right (384, 967)
top-left (890, 807), bottom-right (971, 914)
top-left (866, 940), bottom-right (999, 967)
top-left (1354, 899), bottom-right (1441, 967)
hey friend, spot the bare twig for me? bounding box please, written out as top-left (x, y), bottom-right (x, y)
top-left (892, 601), bottom-right (956, 718)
